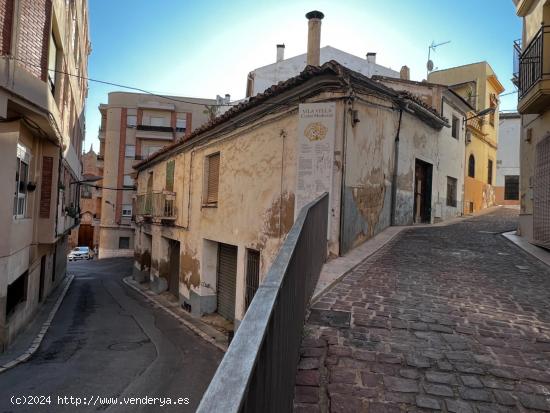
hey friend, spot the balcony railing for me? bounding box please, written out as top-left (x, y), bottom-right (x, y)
top-left (135, 191), bottom-right (176, 221)
top-left (518, 25), bottom-right (550, 98)
top-left (512, 39), bottom-right (521, 87)
top-left (197, 193), bottom-right (328, 413)
top-left (136, 125), bottom-right (174, 133)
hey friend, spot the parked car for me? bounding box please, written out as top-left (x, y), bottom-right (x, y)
top-left (68, 246), bottom-right (92, 261)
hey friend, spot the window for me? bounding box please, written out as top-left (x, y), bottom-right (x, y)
top-left (14, 144), bottom-right (30, 218)
top-left (451, 115), bottom-right (459, 139)
top-left (176, 117), bottom-right (187, 132)
top-left (143, 146), bottom-right (163, 158)
top-left (119, 237), bottom-right (130, 249)
top-left (150, 117), bottom-right (165, 127)
top-left (468, 154), bottom-right (475, 178)
top-left (127, 115), bottom-right (137, 127)
top-left (125, 145), bottom-right (136, 158)
top-left (446, 177), bottom-right (457, 207)
top-left (6, 271), bottom-right (28, 318)
top-left (48, 31), bottom-right (59, 94)
top-left (121, 204), bottom-right (132, 217)
top-left (81, 184), bottom-right (92, 199)
top-left (166, 160), bottom-right (175, 192)
top-left (204, 153), bottom-right (220, 205)
top-left (123, 175), bottom-right (134, 187)
top-left (504, 175), bottom-right (519, 200)
top-left (487, 159), bottom-right (494, 185)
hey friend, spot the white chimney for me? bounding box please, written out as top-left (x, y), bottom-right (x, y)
top-left (367, 52), bottom-right (376, 64)
top-left (276, 44), bottom-right (285, 62)
top-left (305, 10), bottom-right (324, 66)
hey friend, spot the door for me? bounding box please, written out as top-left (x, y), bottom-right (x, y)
top-left (216, 243), bottom-right (238, 321)
top-left (244, 249), bottom-right (260, 312)
top-left (168, 240), bottom-right (180, 299)
top-left (78, 224), bottom-right (94, 248)
top-left (534, 135), bottom-right (550, 248)
top-left (39, 255), bottom-right (46, 302)
top-left (414, 159), bottom-right (433, 223)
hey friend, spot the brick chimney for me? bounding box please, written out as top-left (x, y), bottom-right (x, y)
top-left (305, 10), bottom-right (324, 66)
top-left (400, 65), bottom-right (410, 81)
top-left (276, 44), bottom-right (285, 62)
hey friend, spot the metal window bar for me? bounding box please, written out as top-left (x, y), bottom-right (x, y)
top-left (518, 25), bottom-right (549, 98)
top-left (197, 193), bottom-right (328, 413)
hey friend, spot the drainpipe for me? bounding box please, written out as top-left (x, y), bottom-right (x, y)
top-left (390, 108), bottom-right (403, 226)
top-left (339, 96), bottom-right (352, 255)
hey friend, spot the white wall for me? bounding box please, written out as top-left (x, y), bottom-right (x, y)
top-left (496, 115), bottom-right (521, 186)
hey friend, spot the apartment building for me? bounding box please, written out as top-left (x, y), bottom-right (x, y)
top-left (513, 0), bottom-right (550, 248)
top-left (495, 112), bottom-right (521, 206)
top-left (428, 62), bottom-right (505, 214)
top-left (130, 12), bottom-right (468, 329)
top-left (0, 0), bottom-right (90, 349)
top-left (98, 92), bottom-right (216, 259)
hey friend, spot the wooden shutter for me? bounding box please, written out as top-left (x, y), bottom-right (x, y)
top-left (40, 156), bottom-right (53, 218)
top-left (165, 160), bottom-right (175, 191)
top-left (206, 153), bottom-right (220, 204)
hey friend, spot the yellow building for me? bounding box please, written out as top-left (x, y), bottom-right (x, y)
top-left (428, 62), bottom-right (505, 214)
top-left (513, 0), bottom-right (550, 248)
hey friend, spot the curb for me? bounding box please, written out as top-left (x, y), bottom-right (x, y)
top-left (0, 274), bottom-right (74, 374)
top-left (502, 231), bottom-right (550, 268)
top-left (122, 277), bottom-right (228, 353)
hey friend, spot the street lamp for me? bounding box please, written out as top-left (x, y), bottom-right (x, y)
top-left (464, 107), bottom-right (495, 123)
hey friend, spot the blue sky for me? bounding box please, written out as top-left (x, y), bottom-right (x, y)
top-left (84, 0), bottom-right (521, 152)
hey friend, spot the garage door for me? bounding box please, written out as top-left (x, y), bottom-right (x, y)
top-left (534, 135), bottom-right (550, 249)
top-left (217, 243), bottom-right (238, 321)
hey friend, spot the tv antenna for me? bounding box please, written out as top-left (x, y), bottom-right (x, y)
top-left (426, 40), bottom-right (451, 79)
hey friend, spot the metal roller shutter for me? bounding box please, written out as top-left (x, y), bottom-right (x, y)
top-left (217, 243), bottom-right (237, 321)
top-left (534, 135), bottom-right (550, 248)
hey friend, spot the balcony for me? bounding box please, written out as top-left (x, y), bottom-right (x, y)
top-left (517, 25), bottom-right (550, 114)
top-left (135, 191), bottom-right (176, 223)
top-left (136, 125), bottom-right (174, 133)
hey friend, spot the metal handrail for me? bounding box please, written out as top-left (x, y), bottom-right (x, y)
top-left (518, 25), bottom-right (550, 98)
top-left (197, 193), bottom-right (329, 413)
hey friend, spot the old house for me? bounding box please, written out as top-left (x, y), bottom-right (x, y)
top-left (131, 10), bottom-right (468, 328)
top-left (69, 145), bottom-right (102, 249)
top-left (513, 0), bottom-right (550, 248)
top-left (496, 112), bottom-right (521, 206)
top-left (97, 92), bottom-right (216, 259)
top-left (0, 0), bottom-right (90, 349)
top-left (428, 62), bottom-right (505, 214)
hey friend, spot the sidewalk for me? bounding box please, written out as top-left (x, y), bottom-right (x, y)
top-left (502, 230), bottom-right (550, 267)
top-left (0, 274), bottom-right (74, 373)
top-left (123, 277), bottom-right (229, 352)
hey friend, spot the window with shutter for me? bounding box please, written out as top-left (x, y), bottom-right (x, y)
top-left (166, 160), bottom-right (175, 192)
top-left (205, 153), bottom-right (220, 205)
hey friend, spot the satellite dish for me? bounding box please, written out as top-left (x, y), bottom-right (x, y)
top-left (427, 60), bottom-right (434, 72)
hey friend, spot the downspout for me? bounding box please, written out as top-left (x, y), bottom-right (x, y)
top-left (390, 108), bottom-right (403, 226)
top-left (338, 95), bottom-right (352, 255)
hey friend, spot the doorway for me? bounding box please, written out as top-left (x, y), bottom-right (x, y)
top-left (216, 243), bottom-right (238, 321)
top-left (78, 224), bottom-right (94, 248)
top-left (168, 239), bottom-right (180, 299)
top-left (414, 159), bottom-right (433, 223)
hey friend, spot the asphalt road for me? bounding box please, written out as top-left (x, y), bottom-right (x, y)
top-left (0, 258), bottom-right (222, 413)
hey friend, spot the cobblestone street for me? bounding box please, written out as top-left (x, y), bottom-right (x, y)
top-left (294, 209), bottom-right (550, 412)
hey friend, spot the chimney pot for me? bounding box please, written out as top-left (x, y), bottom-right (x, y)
top-left (276, 44), bottom-right (285, 62)
top-left (400, 65), bottom-right (410, 81)
top-left (366, 52), bottom-right (376, 64)
top-left (305, 10), bottom-right (324, 67)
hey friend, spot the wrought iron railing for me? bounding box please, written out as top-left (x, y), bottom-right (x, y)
top-left (512, 39), bottom-right (521, 87)
top-left (135, 191), bottom-right (176, 220)
top-left (518, 25), bottom-right (550, 98)
top-left (136, 124), bottom-right (174, 133)
top-left (197, 193), bottom-right (329, 413)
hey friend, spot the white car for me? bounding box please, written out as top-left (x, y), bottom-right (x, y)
top-left (68, 246), bottom-right (92, 261)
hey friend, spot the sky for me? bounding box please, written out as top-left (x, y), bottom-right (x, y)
top-left (84, 0), bottom-right (522, 153)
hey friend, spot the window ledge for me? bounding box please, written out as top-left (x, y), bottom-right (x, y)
top-left (202, 203), bottom-right (218, 209)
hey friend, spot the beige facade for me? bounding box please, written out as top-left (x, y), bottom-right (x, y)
top-left (132, 61), bottom-right (467, 329)
top-left (513, 0), bottom-right (550, 248)
top-left (0, 0), bottom-right (90, 349)
top-left (428, 62), bottom-right (505, 214)
top-left (98, 92), bottom-right (216, 259)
